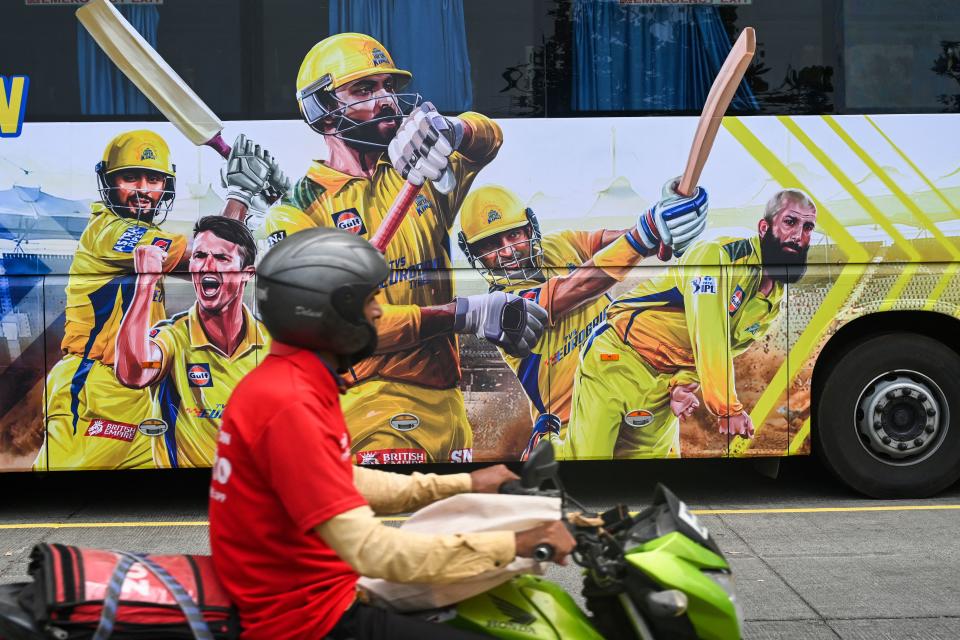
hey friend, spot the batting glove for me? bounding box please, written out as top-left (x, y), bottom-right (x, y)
top-left (222, 134), bottom-right (288, 206)
top-left (636, 177), bottom-right (709, 259)
top-left (521, 413), bottom-right (561, 462)
top-left (388, 102), bottom-right (464, 194)
top-left (454, 291), bottom-right (547, 358)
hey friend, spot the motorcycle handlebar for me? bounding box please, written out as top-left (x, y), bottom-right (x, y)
top-left (533, 544), bottom-right (555, 562)
top-left (498, 480), bottom-right (527, 495)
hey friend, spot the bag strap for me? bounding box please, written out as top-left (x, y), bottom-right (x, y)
top-left (91, 554), bottom-right (135, 640)
top-left (92, 552), bottom-right (214, 640)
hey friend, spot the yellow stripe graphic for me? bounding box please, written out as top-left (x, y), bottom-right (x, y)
top-left (864, 115), bottom-right (960, 217)
top-left (723, 118), bottom-right (869, 456)
top-left (925, 264), bottom-right (960, 310)
top-left (825, 116), bottom-right (960, 260)
top-left (778, 117), bottom-right (921, 261)
top-left (789, 418), bottom-right (811, 455)
top-left (877, 262), bottom-right (920, 312)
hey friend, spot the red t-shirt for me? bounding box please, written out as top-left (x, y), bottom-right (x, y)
top-left (209, 344), bottom-right (367, 640)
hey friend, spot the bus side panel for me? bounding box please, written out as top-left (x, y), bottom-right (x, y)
top-left (0, 270), bottom-right (46, 472)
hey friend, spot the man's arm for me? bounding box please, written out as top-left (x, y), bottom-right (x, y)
top-left (544, 229), bottom-right (645, 322)
top-left (115, 244), bottom-right (166, 388)
top-left (681, 243), bottom-right (745, 422)
top-left (315, 507), bottom-right (575, 583)
top-left (353, 464), bottom-right (517, 515)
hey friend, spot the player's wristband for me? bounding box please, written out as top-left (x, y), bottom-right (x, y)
top-left (592, 233), bottom-right (650, 282)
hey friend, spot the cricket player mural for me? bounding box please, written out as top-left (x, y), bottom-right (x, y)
top-left (456, 182), bottom-right (708, 459)
top-left (262, 33), bottom-right (546, 465)
top-left (562, 189), bottom-right (818, 460)
top-left (29, 127), bottom-right (284, 472)
top-left (114, 216), bottom-right (266, 469)
top-left (32, 130), bottom-right (189, 471)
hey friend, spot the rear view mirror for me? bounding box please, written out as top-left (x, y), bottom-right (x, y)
top-left (521, 440), bottom-right (560, 490)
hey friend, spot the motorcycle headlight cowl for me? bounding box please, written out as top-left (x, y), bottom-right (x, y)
top-left (704, 570), bottom-right (744, 631)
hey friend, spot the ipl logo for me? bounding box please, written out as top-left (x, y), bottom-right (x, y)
top-left (487, 209), bottom-right (502, 224)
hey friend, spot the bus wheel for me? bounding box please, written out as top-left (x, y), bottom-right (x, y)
top-left (815, 332), bottom-right (960, 498)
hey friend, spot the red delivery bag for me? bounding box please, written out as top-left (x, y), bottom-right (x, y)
top-left (25, 544), bottom-right (240, 639)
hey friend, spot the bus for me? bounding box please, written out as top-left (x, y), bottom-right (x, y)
top-left (1, 0), bottom-right (958, 499)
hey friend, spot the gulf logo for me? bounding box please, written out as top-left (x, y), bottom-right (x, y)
top-left (624, 409), bottom-right (654, 429)
top-left (332, 208), bottom-right (368, 236)
top-left (187, 363), bottom-right (213, 387)
top-left (389, 413), bottom-right (420, 432)
top-left (728, 285), bottom-right (745, 315)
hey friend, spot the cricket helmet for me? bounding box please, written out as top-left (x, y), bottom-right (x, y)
top-left (295, 33), bottom-right (419, 147)
top-left (255, 227), bottom-right (388, 371)
top-left (457, 185), bottom-right (544, 288)
top-left (96, 130), bottom-right (176, 224)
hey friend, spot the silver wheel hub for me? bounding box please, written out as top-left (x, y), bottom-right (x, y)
top-left (855, 371), bottom-right (947, 464)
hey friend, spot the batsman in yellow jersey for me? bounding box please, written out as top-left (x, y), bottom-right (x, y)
top-left (262, 33), bottom-right (545, 464)
top-left (35, 130), bottom-right (187, 471)
top-left (35, 129), bottom-right (287, 471)
top-left (565, 189), bottom-right (818, 459)
top-left (457, 183), bottom-right (709, 460)
top-left (115, 217), bottom-right (266, 468)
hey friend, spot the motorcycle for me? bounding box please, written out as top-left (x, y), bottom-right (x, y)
top-left (430, 441), bottom-right (744, 639)
top-left (0, 442), bottom-right (742, 640)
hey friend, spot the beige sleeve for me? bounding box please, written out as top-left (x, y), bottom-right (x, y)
top-left (353, 467), bottom-right (472, 514)
top-left (316, 506), bottom-right (516, 583)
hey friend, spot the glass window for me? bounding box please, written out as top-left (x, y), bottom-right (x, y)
top-left (155, 0), bottom-right (242, 119)
top-left (261, 0), bottom-right (331, 118)
top-left (464, 0), bottom-right (546, 118)
top-left (843, 0), bottom-right (960, 113)
top-left (1, 5), bottom-right (80, 119)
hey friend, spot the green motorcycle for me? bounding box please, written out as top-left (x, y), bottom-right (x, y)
top-left (432, 443), bottom-right (743, 639)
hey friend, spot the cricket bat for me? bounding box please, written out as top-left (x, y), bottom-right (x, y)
top-left (76, 0), bottom-right (231, 158)
top-left (659, 27), bottom-right (756, 261)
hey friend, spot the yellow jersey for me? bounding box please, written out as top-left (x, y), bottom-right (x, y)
top-left (261, 112), bottom-right (502, 389)
top-left (605, 235), bottom-right (784, 417)
top-left (148, 303), bottom-right (267, 468)
top-left (62, 202), bottom-right (187, 365)
top-left (502, 230), bottom-right (609, 426)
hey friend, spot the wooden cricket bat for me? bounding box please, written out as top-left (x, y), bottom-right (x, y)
top-left (659, 27), bottom-right (756, 260)
top-left (76, 0), bottom-right (232, 158)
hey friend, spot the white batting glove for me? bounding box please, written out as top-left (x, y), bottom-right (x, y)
top-left (388, 102), bottom-right (464, 194)
top-left (221, 134), bottom-right (289, 206)
top-left (636, 177), bottom-right (709, 258)
top-left (454, 292), bottom-right (547, 358)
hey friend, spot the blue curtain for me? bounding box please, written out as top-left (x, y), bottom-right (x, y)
top-left (329, 0), bottom-right (473, 114)
top-left (573, 0), bottom-right (758, 112)
top-left (77, 6), bottom-right (160, 115)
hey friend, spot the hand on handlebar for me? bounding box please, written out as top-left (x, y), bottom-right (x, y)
top-left (470, 464), bottom-right (520, 493)
top-left (515, 521), bottom-right (576, 566)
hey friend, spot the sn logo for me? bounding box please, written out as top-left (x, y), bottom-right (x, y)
top-left (0, 75), bottom-right (29, 138)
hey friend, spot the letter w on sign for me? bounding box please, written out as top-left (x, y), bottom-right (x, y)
top-left (0, 75), bottom-right (29, 138)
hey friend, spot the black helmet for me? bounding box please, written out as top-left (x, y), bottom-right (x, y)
top-left (256, 227), bottom-right (388, 371)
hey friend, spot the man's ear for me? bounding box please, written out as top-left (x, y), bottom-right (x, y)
top-left (242, 265), bottom-right (256, 282)
top-left (758, 218), bottom-right (769, 238)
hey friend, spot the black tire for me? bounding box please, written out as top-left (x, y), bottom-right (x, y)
top-left (815, 332), bottom-right (960, 498)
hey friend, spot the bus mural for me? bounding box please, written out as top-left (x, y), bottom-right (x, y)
top-left (2, 3), bottom-right (960, 498)
top-left (2, 110), bottom-right (958, 490)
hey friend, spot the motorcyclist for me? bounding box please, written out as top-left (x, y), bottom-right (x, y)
top-left (208, 227), bottom-right (575, 640)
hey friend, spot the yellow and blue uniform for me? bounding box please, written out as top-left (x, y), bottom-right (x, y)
top-left (262, 113), bottom-right (501, 463)
top-left (148, 303), bottom-right (266, 468)
top-left (565, 235), bottom-right (784, 459)
top-left (500, 230), bottom-right (610, 436)
top-left (36, 203), bottom-right (186, 471)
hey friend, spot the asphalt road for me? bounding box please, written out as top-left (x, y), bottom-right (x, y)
top-left (2, 456), bottom-right (959, 639)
